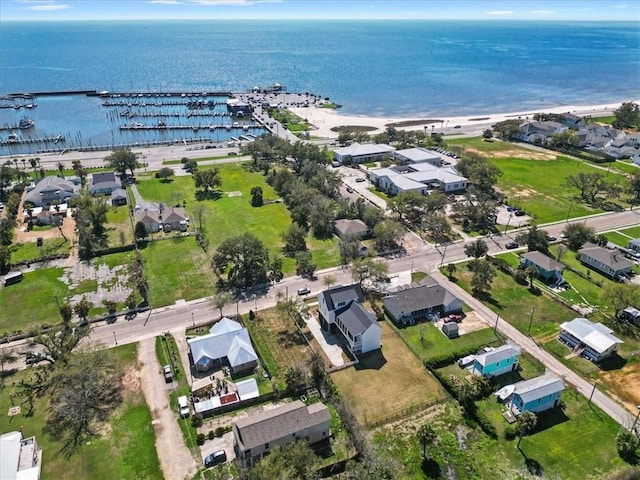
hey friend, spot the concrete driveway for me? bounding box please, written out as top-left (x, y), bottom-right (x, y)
top-left (304, 311), bottom-right (345, 367)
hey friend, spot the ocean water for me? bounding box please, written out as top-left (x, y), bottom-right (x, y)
top-left (0, 20), bottom-right (639, 154)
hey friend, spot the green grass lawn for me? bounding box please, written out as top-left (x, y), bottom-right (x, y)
top-left (105, 204), bottom-right (134, 247)
top-left (620, 225), bottom-right (640, 238)
top-left (0, 344), bottom-right (163, 480)
top-left (605, 230), bottom-right (635, 247)
top-left (0, 267), bottom-right (68, 335)
top-left (447, 137), bottom-right (531, 154)
top-left (9, 238), bottom-right (71, 264)
top-left (395, 321), bottom-right (499, 363)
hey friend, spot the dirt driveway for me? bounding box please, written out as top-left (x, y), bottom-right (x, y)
top-left (138, 338), bottom-right (197, 480)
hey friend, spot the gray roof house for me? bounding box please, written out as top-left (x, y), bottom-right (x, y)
top-left (369, 163), bottom-right (467, 195)
top-left (332, 143), bottom-right (396, 164)
top-left (187, 318), bottom-right (258, 374)
top-left (472, 344), bottom-right (521, 378)
top-left (317, 284), bottom-right (381, 354)
top-left (89, 171), bottom-right (122, 195)
top-left (393, 147), bottom-right (442, 166)
top-left (0, 431), bottom-right (42, 480)
top-left (578, 243), bottom-right (633, 279)
top-left (110, 188), bottom-right (127, 206)
top-left (520, 251), bottom-right (565, 284)
top-left (558, 317), bottom-right (623, 362)
top-left (233, 400), bottom-right (330, 467)
top-left (23, 177), bottom-right (79, 208)
top-left (334, 219), bottom-right (370, 240)
top-left (383, 276), bottom-right (464, 326)
top-left (134, 210), bottom-right (162, 234)
top-left (508, 373), bottom-right (565, 416)
top-left (627, 239), bottom-right (640, 253)
top-left (162, 207), bottom-right (188, 232)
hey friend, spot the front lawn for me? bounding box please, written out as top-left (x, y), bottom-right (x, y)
top-left (0, 344), bottom-right (163, 480)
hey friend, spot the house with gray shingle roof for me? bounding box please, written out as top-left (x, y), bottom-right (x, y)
top-left (520, 251), bottom-right (565, 284)
top-left (23, 177), bottom-right (79, 208)
top-left (233, 400), bottom-right (330, 467)
top-left (383, 276), bottom-right (464, 326)
top-left (578, 243), bottom-right (633, 279)
top-left (134, 209), bottom-right (161, 234)
top-left (89, 171), bottom-right (121, 195)
top-left (334, 219), bottom-right (370, 240)
top-left (317, 284), bottom-right (381, 354)
top-left (508, 373), bottom-right (565, 416)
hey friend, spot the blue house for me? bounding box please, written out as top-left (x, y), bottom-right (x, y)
top-left (473, 344), bottom-right (520, 378)
top-left (520, 251), bottom-right (565, 286)
top-left (508, 373), bottom-right (565, 416)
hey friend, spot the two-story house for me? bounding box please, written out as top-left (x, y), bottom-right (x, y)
top-left (508, 373), bottom-right (565, 416)
top-left (233, 400), bottom-right (330, 468)
top-left (472, 344), bottom-right (520, 378)
top-left (558, 317), bottom-right (623, 363)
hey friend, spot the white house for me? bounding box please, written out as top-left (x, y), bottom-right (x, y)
top-left (89, 171), bottom-right (121, 195)
top-left (233, 400), bottom-right (330, 467)
top-left (317, 284), bottom-right (382, 354)
top-left (558, 317), bottom-right (623, 363)
top-left (0, 431), bottom-right (42, 480)
top-left (393, 147), bottom-right (442, 166)
top-left (578, 243), bottom-right (633, 279)
top-left (332, 143), bottom-right (396, 164)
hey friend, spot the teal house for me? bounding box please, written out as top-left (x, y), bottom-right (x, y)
top-left (472, 344), bottom-right (520, 378)
top-left (508, 373), bottom-right (565, 416)
top-left (520, 251), bottom-right (565, 286)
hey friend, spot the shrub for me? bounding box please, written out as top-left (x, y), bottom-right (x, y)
top-left (215, 426), bottom-right (226, 437)
top-left (504, 425), bottom-right (518, 440)
top-left (191, 413), bottom-right (203, 428)
top-left (196, 433), bottom-right (205, 445)
top-left (208, 430), bottom-right (215, 440)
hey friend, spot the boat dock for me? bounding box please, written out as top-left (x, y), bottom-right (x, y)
top-left (119, 123), bottom-right (263, 131)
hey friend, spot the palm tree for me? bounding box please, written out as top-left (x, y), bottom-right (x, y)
top-left (12, 158), bottom-right (18, 169)
top-left (525, 265), bottom-right (538, 288)
top-left (417, 423), bottom-right (437, 460)
top-left (0, 348), bottom-right (18, 380)
top-left (57, 162), bottom-right (65, 177)
top-left (517, 411), bottom-right (537, 450)
top-left (20, 158), bottom-right (25, 170)
top-left (323, 274), bottom-right (336, 290)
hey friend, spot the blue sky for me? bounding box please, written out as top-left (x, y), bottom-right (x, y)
top-left (1, 0), bottom-right (639, 21)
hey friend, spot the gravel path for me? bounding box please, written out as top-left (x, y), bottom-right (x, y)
top-left (138, 337), bottom-right (198, 480)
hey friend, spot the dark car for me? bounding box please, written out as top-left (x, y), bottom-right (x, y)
top-left (514, 209), bottom-right (525, 217)
top-left (346, 186), bottom-right (354, 193)
top-left (505, 241), bottom-right (519, 249)
top-left (163, 365), bottom-right (173, 383)
top-left (204, 450), bottom-right (227, 468)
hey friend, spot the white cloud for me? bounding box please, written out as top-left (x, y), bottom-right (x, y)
top-left (529, 9), bottom-right (554, 15)
top-left (148, 0), bottom-right (182, 4)
top-left (486, 10), bottom-right (513, 15)
top-left (610, 3), bottom-right (629, 8)
top-left (28, 3), bottom-right (70, 10)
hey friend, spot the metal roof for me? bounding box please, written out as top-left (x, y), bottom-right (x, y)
top-left (512, 373), bottom-right (565, 404)
top-left (475, 344), bottom-right (520, 367)
top-left (559, 317), bottom-right (623, 354)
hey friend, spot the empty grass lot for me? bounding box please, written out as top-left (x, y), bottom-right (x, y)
top-left (135, 164), bottom-right (340, 273)
top-left (105, 204), bottom-right (134, 247)
top-left (0, 344), bottom-right (163, 480)
top-left (9, 238), bottom-right (70, 264)
top-left (331, 321), bottom-right (447, 427)
top-left (244, 306), bottom-right (315, 390)
top-left (0, 267), bottom-right (69, 335)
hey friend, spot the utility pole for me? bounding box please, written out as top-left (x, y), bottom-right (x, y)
top-left (113, 331), bottom-right (117, 346)
top-left (527, 306), bottom-right (535, 336)
top-left (588, 380), bottom-right (598, 405)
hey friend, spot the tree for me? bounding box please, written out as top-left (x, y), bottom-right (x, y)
top-left (525, 265), bottom-right (538, 288)
top-left (193, 168), bottom-right (222, 193)
top-left (601, 284), bottom-right (640, 319)
top-left (516, 411), bottom-right (537, 449)
top-left (73, 296), bottom-right (91, 323)
top-left (156, 167), bottom-right (174, 182)
top-left (417, 423), bottom-right (437, 460)
top-left (285, 365), bottom-right (307, 393)
top-left (464, 239), bottom-right (488, 259)
top-left (562, 222), bottom-right (595, 250)
top-left (44, 350), bottom-right (123, 457)
top-left (339, 233), bottom-right (361, 265)
top-left (446, 262), bottom-right (457, 279)
top-left (269, 255), bottom-right (283, 283)
top-left (351, 257), bottom-right (388, 290)
top-left (34, 319), bottom-right (91, 365)
top-left (613, 101), bottom-right (640, 129)
top-left (423, 213), bottom-right (454, 243)
top-left (566, 172), bottom-right (605, 203)
top-left (191, 203), bottom-right (206, 232)
top-left (295, 251), bottom-right (317, 278)
top-left (456, 152), bottom-right (502, 196)
top-left (250, 186), bottom-right (264, 207)
top-left (373, 218), bottom-right (404, 252)
top-left (212, 290), bottom-right (234, 319)
top-left (323, 274), bottom-right (337, 290)
top-left (134, 221), bottom-right (147, 240)
top-left (388, 191), bottom-right (426, 224)
top-left (184, 158), bottom-right (198, 173)
top-left (471, 259), bottom-right (495, 296)
top-left (0, 246), bottom-right (11, 275)
top-left (515, 224), bottom-right (549, 254)
top-left (282, 223), bottom-right (308, 257)
top-left (56, 162), bottom-right (65, 176)
top-left (104, 148), bottom-right (139, 177)
top-left (212, 233), bottom-right (269, 290)
top-left (248, 440), bottom-right (319, 480)
top-left (491, 119), bottom-right (522, 139)
top-left (482, 128), bottom-right (493, 140)
top-left (0, 348), bottom-right (17, 379)
top-left (616, 428), bottom-right (639, 462)
top-left (58, 301), bottom-right (73, 322)
top-left (629, 170), bottom-right (640, 207)
top-left (125, 292), bottom-right (137, 310)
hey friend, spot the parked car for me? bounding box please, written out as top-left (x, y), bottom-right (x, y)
top-left (346, 186), bottom-right (354, 193)
top-left (178, 395), bottom-right (190, 418)
top-left (355, 177), bottom-right (366, 183)
top-left (447, 313), bottom-right (464, 322)
top-left (547, 235), bottom-right (557, 241)
top-left (505, 241), bottom-right (519, 249)
top-left (297, 286), bottom-right (310, 295)
top-left (204, 450), bottom-right (227, 468)
top-left (514, 209), bottom-right (525, 217)
top-left (163, 365), bottom-right (173, 383)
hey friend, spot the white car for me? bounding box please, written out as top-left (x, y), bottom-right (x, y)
top-left (178, 395), bottom-right (190, 418)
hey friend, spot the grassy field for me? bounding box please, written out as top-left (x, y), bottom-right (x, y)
top-left (0, 344), bottom-right (163, 480)
top-left (244, 306), bottom-right (315, 390)
top-left (605, 230), bottom-right (636, 247)
top-left (395, 321), bottom-right (499, 362)
top-left (9, 237), bottom-right (71, 264)
top-left (0, 267), bottom-right (69, 335)
top-left (331, 321), bottom-right (448, 427)
top-left (105, 204), bottom-right (134, 247)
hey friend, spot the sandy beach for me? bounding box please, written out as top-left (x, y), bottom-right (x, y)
top-left (290, 100), bottom-right (639, 139)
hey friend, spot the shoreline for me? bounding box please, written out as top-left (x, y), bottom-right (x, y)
top-left (290, 99), bottom-right (640, 139)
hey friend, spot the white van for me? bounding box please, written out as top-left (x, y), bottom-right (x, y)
top-left (178, 395), bottom-right (190, 418)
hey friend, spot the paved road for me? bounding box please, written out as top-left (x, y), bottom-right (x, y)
top-left (428, 271), bottom-right (637, 429)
